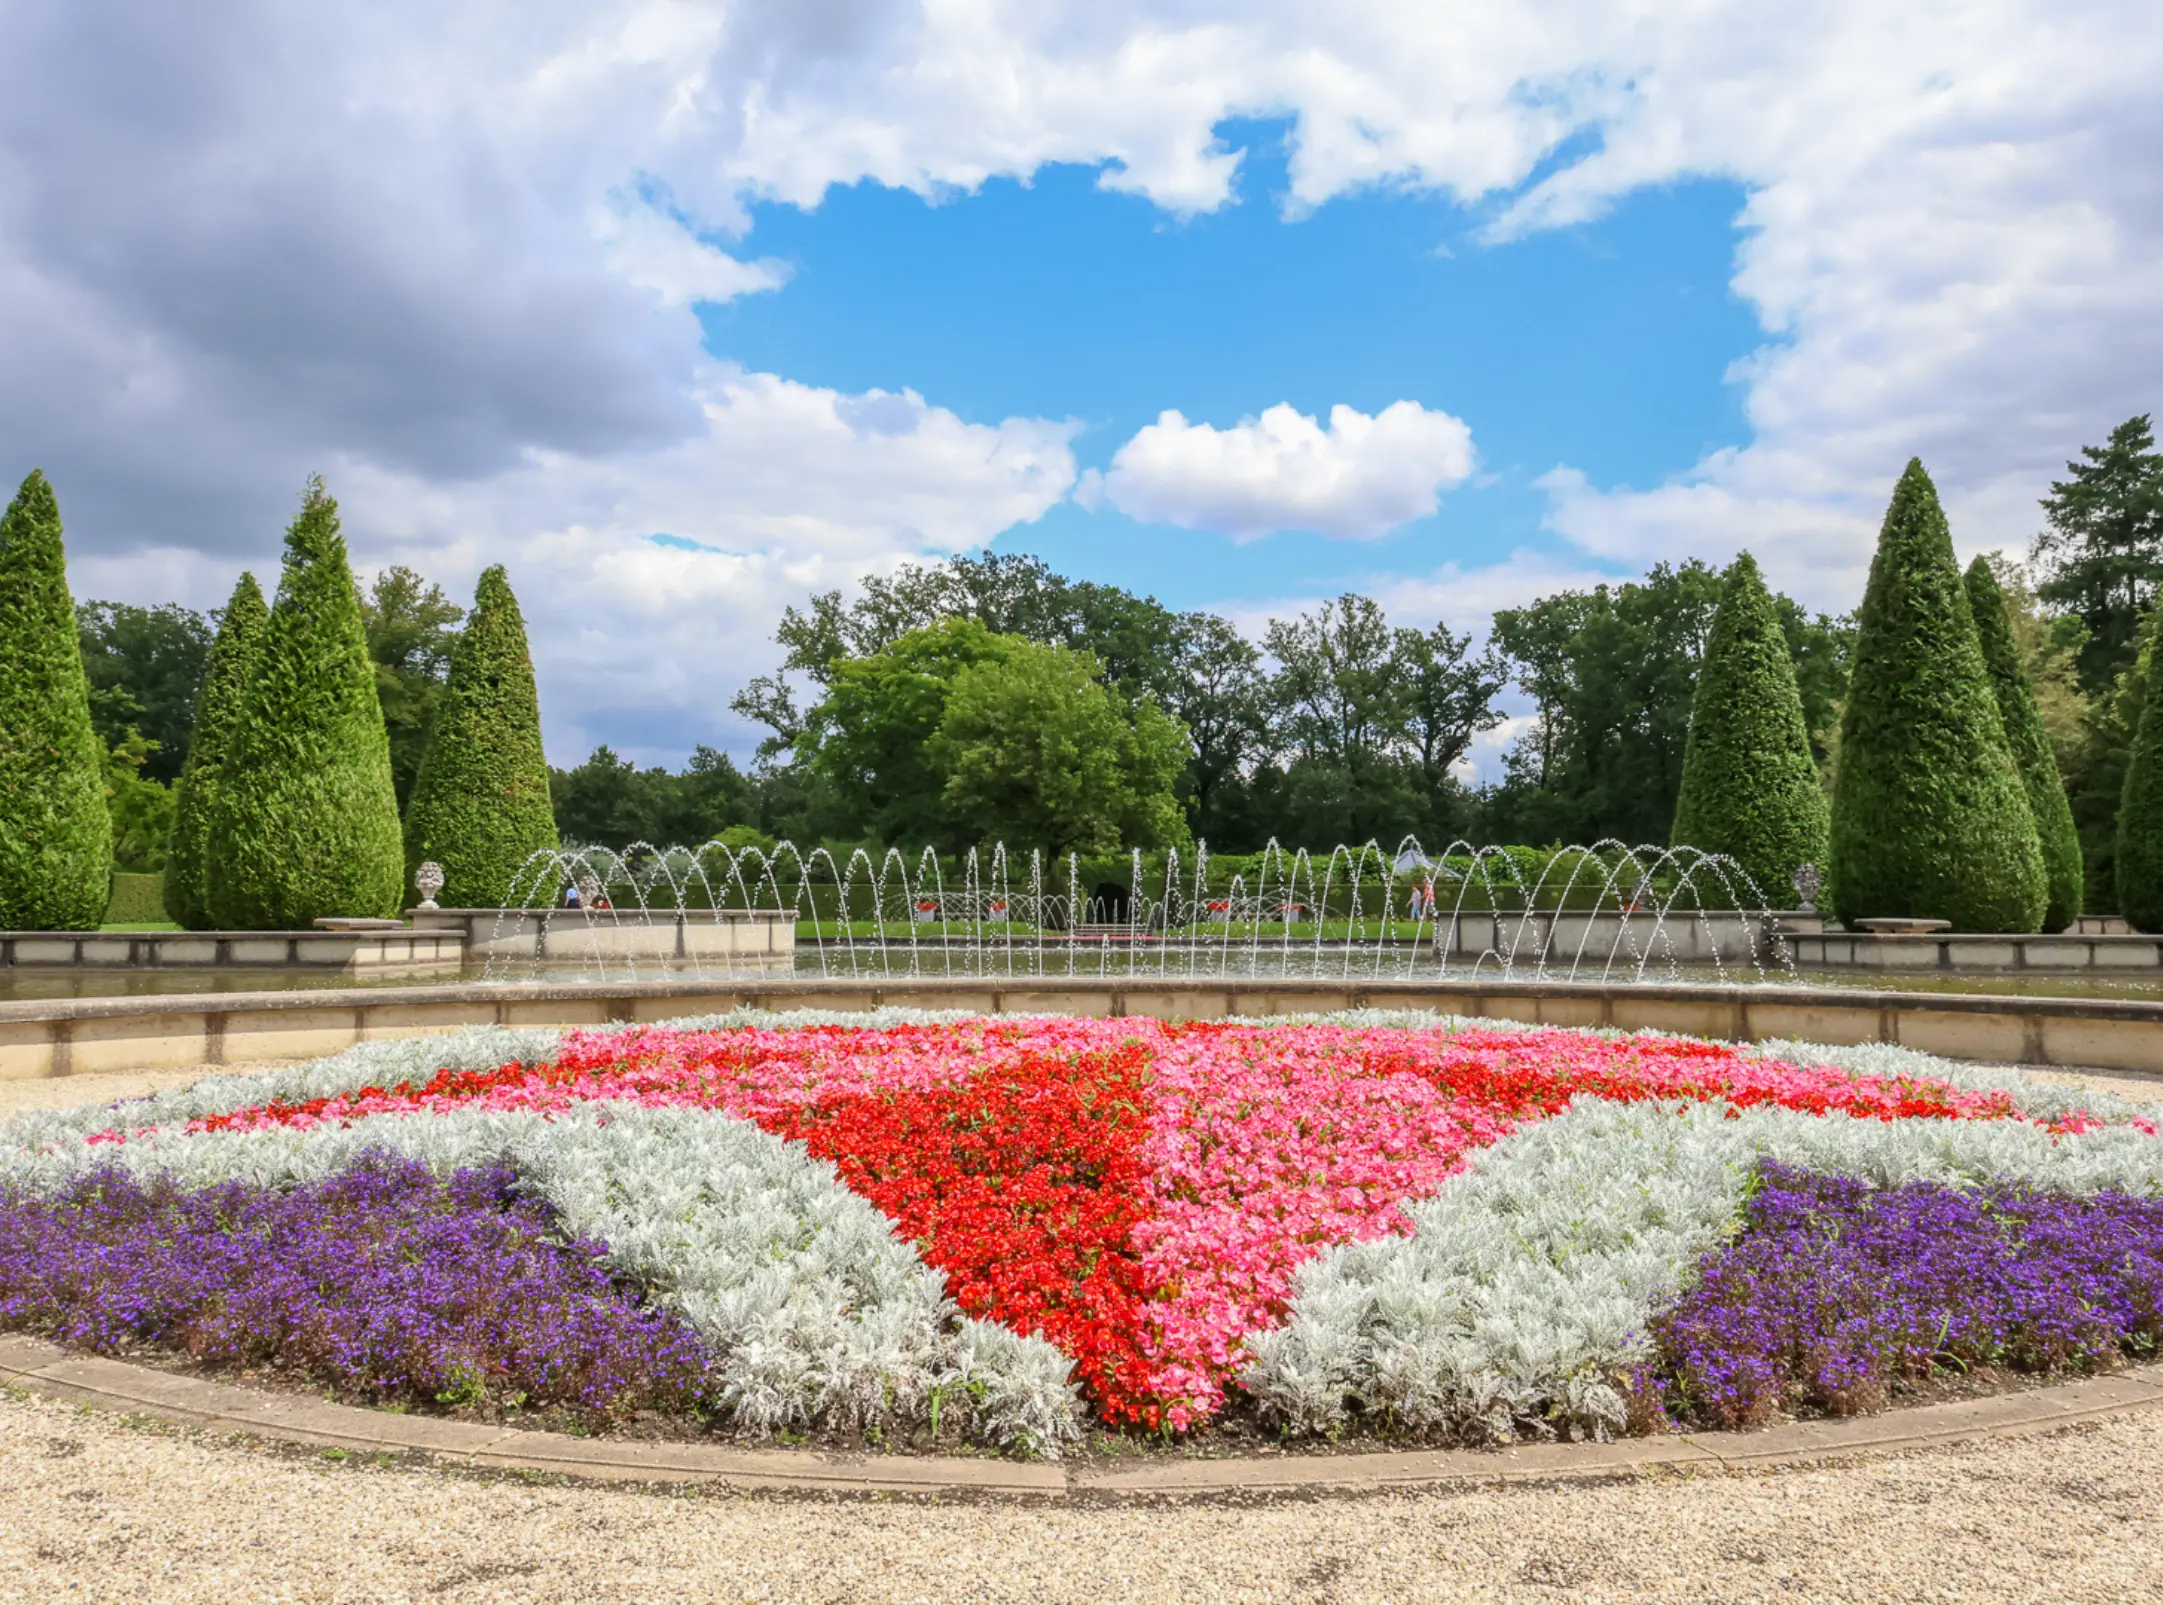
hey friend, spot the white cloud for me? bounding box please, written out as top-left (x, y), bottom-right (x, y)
top-left (1095, 401), bottom-right (1476, 540)
top-left (594, 197), bottom-right (791, 307)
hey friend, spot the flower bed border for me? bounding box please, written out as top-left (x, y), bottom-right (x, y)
top-left (7, 1331), bottom-right (2158, 1500)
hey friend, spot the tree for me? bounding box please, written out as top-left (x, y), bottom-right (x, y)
top-left (1979, 557), bottom-right (2088, 771)
top-left (1488, 562), bottom-right (1725, 844)
top-left (748, 552), bottom-right (1187, 746)
top-left (800, 617), bottom-right (1014, 847)
top-left (1668, 554), bottom-right (1831, 904)
top-left (550, 745), bottom-right (771, 849)
top-left (1264, 594), bottom-right (1422, 845)
top-left (101, 729), bottom-right (176, 874)
top-left (206, 478), bottom-right (404, 928)
top-left (163, 573), bottom-right (267, 928)
top-left (76, 601), bottom-right (212, 783)
top-left (552, 746), bottom-right (653, 846)
top-left (1392, 621), bottom-right (1505, 840)
top-left (1769, 597), bottom-right (1856, 774)
top-left (1966, 556), bottom-right (2083, 929)
top-left (1163, 612), bottom-right (1268, 843)
top-left (1828, 460), bottom-right (2046, 932)
top-left (932, 640), bottom-right (1190, 853)
top-left (402, 566), bottom-right (558, 908)
top-left (2032, 415), bottom-right (2163, 696)
top-left (2118, 612), bottom-right (2163, 929)
top-left (359, 565), bottom-right (463, 810)
top-left (0, 470), bottom-right (111, 928)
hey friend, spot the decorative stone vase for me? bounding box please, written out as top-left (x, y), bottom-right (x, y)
top-left (414, 861), bottom-right (445, 911)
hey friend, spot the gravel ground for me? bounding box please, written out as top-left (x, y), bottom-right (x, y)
top-left (2, 1055), bottom-right (2160, 1602)
top-left (0, 1387), bottom-right (2158, 1603)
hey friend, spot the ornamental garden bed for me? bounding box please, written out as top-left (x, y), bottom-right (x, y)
top-left (3, 1011), bottom-right (2160, 1461)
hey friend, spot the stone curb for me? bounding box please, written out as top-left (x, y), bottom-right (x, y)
top-left (5, 1333), bottom-right (2160, 1501)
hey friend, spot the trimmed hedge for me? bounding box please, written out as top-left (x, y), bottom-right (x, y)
top-left (1670, 552), bottom-right (1830, 906)
top-left (1965, 557), bottom-right (2083, 930)
top-left (2117, 612), bottom-right (2163, 930)
top-left (103, 873), bottom-right (167, 927)
top-left (163, 572), bottom-right (267, 929)
top-left (1828, 459), bottom-right (2046, 933)
top-left (403, 565), bottom-right (558, 908)
top-left (0, 470), bottom-right (111, 930)
top-left (206, 479), bottom-right (404, 928)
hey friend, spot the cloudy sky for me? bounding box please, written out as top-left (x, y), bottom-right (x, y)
top-left (8, 2), bottom-right (2159, 768)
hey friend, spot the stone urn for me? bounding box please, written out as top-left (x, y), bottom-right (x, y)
top-left (414, 861), bottom-right (445, 911)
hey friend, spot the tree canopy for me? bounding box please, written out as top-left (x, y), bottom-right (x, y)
top-left (163, 572), bottom-right (267, 927)
top-left (1966, 555), bottom-right (2083, 929)
top-left (1669, 553), bottom-right (1830, 903)
top-left (0, 470), bottom-right (111, 929)
top-left (76, 600), bottom-right (212, 784)
top-left (794, 618), bottom-right (1189, 854)
top-left (932, 638), bottom-right (1190, 854)
top-left (2031, 414), bottom-right (2163, 695)
top-left (1488, 561), bottom-right (1851, 847)
top-left (1829, 459), bottom-right (2046, 932)
top-left (359, 564), bottom-right (463, 811)
top-left (206, 478), bottom-right (404, 928)
top-left (402, 566), bottom-right (558, 907)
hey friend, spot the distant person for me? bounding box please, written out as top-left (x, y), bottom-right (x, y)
top-left (562, 882), bottom-right (581, 909)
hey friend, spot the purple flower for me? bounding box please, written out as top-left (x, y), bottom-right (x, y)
top-left (1654, 1163), bottom-right (2163, 1429)
top-left (0, 1152), bottom-right (710, 1420)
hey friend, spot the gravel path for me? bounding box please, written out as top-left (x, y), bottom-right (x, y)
top-left (0, 1387), bottom-right (2158, 1603)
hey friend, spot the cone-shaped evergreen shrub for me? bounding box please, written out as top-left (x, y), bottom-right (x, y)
top-left (1670, 553), bottom-right (1830, 905)
top-left (0, 470), bottom-right (111, 929)
top-left (162, 573), bottom-right (267, 928)
top-left (2116, 613), bottom-right (2163, 930)
top-left (403, 566), bottom-right (557, 907)
top-left (1829, 460), bottom-right (2046, 932)
top-left (1965, 556), bottom-right (2083, 930)
top-left (205, 479), bottom-right (403, 928)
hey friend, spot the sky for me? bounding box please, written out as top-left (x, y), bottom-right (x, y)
top-left (4, 1), bottom-right (2159, 772)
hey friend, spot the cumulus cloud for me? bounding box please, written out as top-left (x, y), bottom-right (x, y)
top-left (1092, 401), bottom-right (1475, 540)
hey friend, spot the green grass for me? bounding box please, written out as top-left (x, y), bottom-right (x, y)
top-left (99, 921), bottom-right (182, 932)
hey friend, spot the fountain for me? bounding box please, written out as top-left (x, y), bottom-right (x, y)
top-left (438, 837), bottom-right (1797, 987)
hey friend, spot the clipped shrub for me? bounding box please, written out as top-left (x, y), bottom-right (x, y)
top-left (163, 573), bottom-right (267, 929)
top-left (1829, 460), bottom-right (2046, 933)
top-left (206, 479), bottom-right (404, 928)
top-left (0, 470), bottom-right (111, 929)
top-left (2116, 612), bottom-right (2163, 930)
top-left (102, 873), bottom-right (168, 927)
top-left (403, 565), bottom-right (558, 908)
top-left (1965, 557), bottom-right (2083, 930)
top-left (1670, 553), bottom-right (1831, 906)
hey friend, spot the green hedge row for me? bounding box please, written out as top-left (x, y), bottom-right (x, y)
top-left (103, 873), bottom-right (166, 927)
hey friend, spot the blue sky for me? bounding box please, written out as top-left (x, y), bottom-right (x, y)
top-left (698, 130), bottom-right (1763, 612)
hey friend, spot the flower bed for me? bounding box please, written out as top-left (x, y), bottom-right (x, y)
top-left (3, 1010), bottom-right (2159, 1454)
top-left (1654, 1163), bottom-right (2163, 1428)
top-left (0, 1152), bottom-right (707, 1418)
